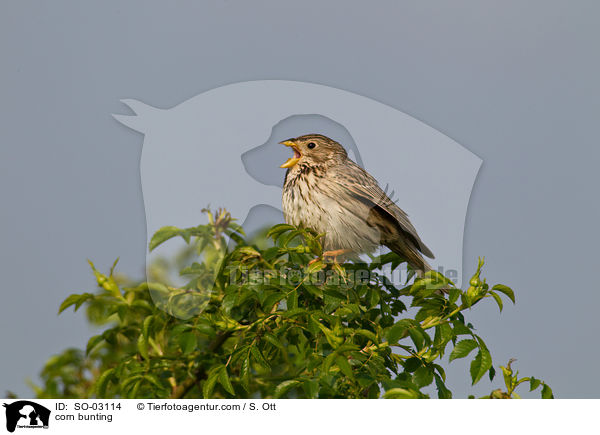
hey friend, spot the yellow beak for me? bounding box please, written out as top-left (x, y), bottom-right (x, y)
top-left (280, 140), bottom-right (301, 168)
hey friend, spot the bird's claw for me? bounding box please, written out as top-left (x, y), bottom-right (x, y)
top-left (308, 250), bottom-right (352, 265)
top-left (323, 249), bottom-right (352, 263)
top-left (308, 257), bottom-right (321, 266)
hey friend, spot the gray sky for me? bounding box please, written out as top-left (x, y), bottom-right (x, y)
top-left (1, 0), bottom-right (599, 398)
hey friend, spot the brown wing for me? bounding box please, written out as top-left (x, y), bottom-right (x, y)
top-left (334, 160), bottom-right (435, 259)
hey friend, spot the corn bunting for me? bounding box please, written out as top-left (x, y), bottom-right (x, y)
top-left (280, 134), bottom-right (434, 274)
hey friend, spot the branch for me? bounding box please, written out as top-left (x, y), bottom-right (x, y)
top-left (170, 331), bottom-right (233, 399)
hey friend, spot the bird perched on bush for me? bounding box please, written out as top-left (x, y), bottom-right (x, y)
top-left (280, 134), bottom-right (434, 274)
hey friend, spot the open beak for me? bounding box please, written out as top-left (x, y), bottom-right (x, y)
top-left (280, 140), bottom-right (302, 168)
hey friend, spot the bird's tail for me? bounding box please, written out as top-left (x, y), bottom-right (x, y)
top-left (387, 240), bottom-right (431, 277)
top-left (387, 241), bottom-right (449, 294)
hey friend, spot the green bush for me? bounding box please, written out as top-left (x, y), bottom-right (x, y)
top-left (30, 209), bottom-right (552, 399)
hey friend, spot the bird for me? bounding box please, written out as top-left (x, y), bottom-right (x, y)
top-left (280, 134), bottom-right (435, 275)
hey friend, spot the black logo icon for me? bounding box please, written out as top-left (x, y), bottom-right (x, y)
top-left (3, 401), bottom-right (50, 432)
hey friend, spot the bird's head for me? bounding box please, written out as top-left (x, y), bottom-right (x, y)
top-left (280, 134), bottom-right (347, 169)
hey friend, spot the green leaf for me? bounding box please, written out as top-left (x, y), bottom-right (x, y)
top-left (280, 229), bottom-right (301, 247)
top-left (423, 270), bottom-right (453, 285)
top-left (87, 260), bottom-right (122, 298)
top-left (129, 379), bottom-right (143, 399)
top-left (194, 323), bottom-right (216, 337)
top-left (250, 346), bottom-right (271, 369)
top-left (266, 223), bottom-right (296, 240)
top-left (121, 375), bottom-right (144, 395)
top-left (262, 332), bottom-right (284, 350)
top-left (144, 374), bottom-right (165, 391)
top-left (500, 365), bottom-right (513, 390)
top-left (179, 332), bottom-right (197, 355)
top-left (303, 284), bottom-right (324, 298)
top-left (413, 366), bottom-right (434, 388)
top-left (149, 226), bottom-right (183, 251)
top-left (203, 366), bottom-right (222, 398)
top-left (218, 367), bottom-right (235, 395)
top-left (315, 319), bottom-right (343, 348)
top-left (302, 380), bottom-right (319, 399)
top-left (306, 260), bottom-right (325, 275)
top-left (452, 322), bottom-right (472, 335)
top-left (85, 334), bottom-right (104, 356)
top-left (354, 329), bottom-right (377, 343)
top-left (384, 388), bottom-right (419, 399)
top-left (470, 348), bottom-right (493, 385)
top-left (492, 284), bottom-right (515, 304)
top-left (116, 303), bottom-right (129, 321)
top-left (432, 364), bottom-right (446, 382)
top-left (107, 257), bottom-right (119, 275)
top-left (130, 299), bottom-right (154, 312)
top-left (287, 289), bottom-right (298, 310)
top-left (95, 368), bottom-right (115, 398)
top-left (137, 334), bottom-right (149, 360)
top-left (448, 288), bottom-right (461, 304)
top-left (490, 291), bottom-right (503, 312)
top-left (262, 292), bottom-right (285, 310)
top-left (322, 352), bottom-right (337, 373)
top-left (449, 339), bottom-right (478, 362)
top-left (387, 321), bottom-right (410, 344)
top-left (403, 357), bottom-right (422, 373)
top-left (240, 356), bottom-right (251, 392)
top-left (274, 380), bottom-right (302, 398)
top-left (323, 288), bottom-right (347, 300)
top-left (236, 246), bottom-right (261, 258)
top-left (407, 328), bottom-right (425, 351)
top-left (529, 377), bottom-right (542, 391)
top-left (488, 365), bottom-right (496, 382)
top-left (58, 293), bottom-right (94, 314)
top-left (434, 373), bottom-right (452, 399)
top-left (541, 383), bottom-right (554, 399)
top-left (142, 315), bottom-right (154, 340)
top-left (335, 355), bottom-right (355, 380)
top-left (170, 323), bottom-right (192, 337)
top-left (434, 323), bottom-right (452, 349)
top-left (368, 288), bottom-right (381, 308)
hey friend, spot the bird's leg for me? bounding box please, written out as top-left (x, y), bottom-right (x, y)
top-left (322, 249), bottom-right (352, 263)
top-left (307, 249), bottom-right (353, 265)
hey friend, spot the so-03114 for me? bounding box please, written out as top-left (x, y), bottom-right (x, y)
top-left (55, 402), bottom-right (122, 411)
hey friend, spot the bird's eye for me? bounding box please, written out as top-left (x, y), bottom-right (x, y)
top-left (307, 142), bottom-right (316, 149)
